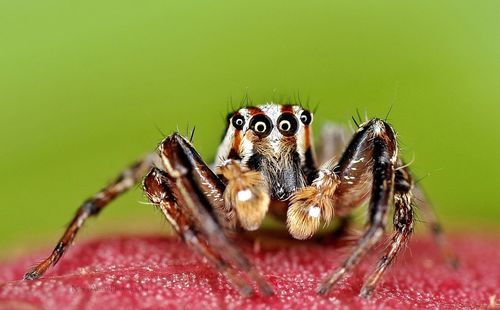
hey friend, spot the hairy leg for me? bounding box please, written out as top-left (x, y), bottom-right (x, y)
top-left (24, 153), bottom-right (159, 280)
top-left (360, 180), bottom-right (414, 297)
top-left (156, 133), bottom-right (273, 296)
top-left (397, 167), bottom-right (458, 268)
top-left (143, 168), bottom-right (255, 296)
top-left (317, 119), bottom-right (398, 295)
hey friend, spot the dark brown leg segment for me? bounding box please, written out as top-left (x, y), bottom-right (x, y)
top-left (318, 119), bottom-right (398, 295)
top-left (143, 168), bottom-right (254, 296)
top-left (24, 154), bottom-right (159, 280)
top-left (359, 179), bottom-right (414, 297)
top-left (398, 167), bottom-right (458, 268)
top-left (361, 162), bottom-right (461, 296)
top-left (155, 133), bottom-right (273, 296)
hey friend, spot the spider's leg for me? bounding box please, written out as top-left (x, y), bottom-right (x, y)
top-left (398, 167), bottom-right (458, 268)
top-left (317, 119), bottom-right (398, 295)
top-left (157, 133), bottom-right (273, 296)
top-left (359, 174), bottom-right (414, 297)
top-left (24, 154), bottom-right (159, 280)
top-left (143, 168), bottom-right (254, 296)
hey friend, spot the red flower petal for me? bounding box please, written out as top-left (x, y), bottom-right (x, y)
top-left (0, 234), bottom-right (498, 309)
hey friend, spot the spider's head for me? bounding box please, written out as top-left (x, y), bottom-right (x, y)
top-left (216, 103), bottom-right (316, 200)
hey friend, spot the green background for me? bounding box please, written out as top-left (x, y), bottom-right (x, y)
top-left (1, 1), bottom-right (499, 256)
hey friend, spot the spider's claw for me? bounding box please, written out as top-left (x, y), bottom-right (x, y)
top-left (220, 268), bottom-right (256, 297)
top-left (23, 270), bottom-right (41, 281)
top-left (237, 284), bottom-right (254, 297)
top-left (248, 268), bottom-right (274, 296)
top-left (24, 259), bottom-right (52, 281)
top-left (316, 283), bottom-right (331, 295)
top-left (359, 285), bottom-right (374, 299)
top-left (258, 281), bottom-right (274, 296)
top-left (317, 267), bottom-right (347, 295)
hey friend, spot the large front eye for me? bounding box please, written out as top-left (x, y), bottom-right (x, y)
top-left (231, 114), bottom-right (245, 130)
top-left (250, 115), bottom-right (273, 138)
top-left (277, 113), bottom-right (298, 136)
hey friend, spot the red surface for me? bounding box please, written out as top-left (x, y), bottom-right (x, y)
top-left (0, 234), bottom-right (498, 310)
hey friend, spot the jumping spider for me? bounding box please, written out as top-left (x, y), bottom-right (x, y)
top-left (24, 103), bottom-right (454, 297)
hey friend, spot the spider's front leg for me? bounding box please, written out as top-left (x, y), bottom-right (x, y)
top-left (24, 153), bottom-right (159, 280)
top-left (317, 122), bottom-right (457, 266)
top-left (144, 168), bottom-right (255, 296)
top-left (316, 119), bottom-right (406, 297)
top-left (144, 133), bottom-right (273, 296)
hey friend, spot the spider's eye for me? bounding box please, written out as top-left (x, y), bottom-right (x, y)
top-left (231, 114), bottom-right (245, 130)
top-left (300, 110), bottom-right (313, 125)
top-left (250, 114), bottom-right (273, 138)
top-left (277, 113), bottom-right (299, 136)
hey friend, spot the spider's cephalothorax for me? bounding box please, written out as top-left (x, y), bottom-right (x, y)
top-left (214, 104), bottom-right (320, 232)
top-left (24, 103), bottom-right (456, 298)
top-left (216, 104), bottom-right (316, 199)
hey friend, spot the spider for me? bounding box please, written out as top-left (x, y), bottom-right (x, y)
top-left (24, 103), bottom-right (455, 297)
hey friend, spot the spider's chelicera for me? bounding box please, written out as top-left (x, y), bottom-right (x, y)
top-left (24, 103), bottom-right (455, 297)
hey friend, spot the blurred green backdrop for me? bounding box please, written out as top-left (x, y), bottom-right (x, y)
top-left (1, 1), bottom-right (499, 255)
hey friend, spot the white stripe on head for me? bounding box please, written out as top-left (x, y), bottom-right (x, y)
top-left (215, 103), bottom-right (315, 169)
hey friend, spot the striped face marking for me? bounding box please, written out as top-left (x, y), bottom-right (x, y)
top-left (215, 103), bottom-right (315, 169)
top-left (215, 103), bottom-right (317, 201)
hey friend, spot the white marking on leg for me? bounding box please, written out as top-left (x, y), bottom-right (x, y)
top-left (308, 206), bottom-right (321, 218)
top-left (237, 189), bottom-right (253, 202)
top-left (351, 157), bottom-right (365, 164)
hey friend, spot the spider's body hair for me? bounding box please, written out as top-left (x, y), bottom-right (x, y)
top-left (215, 103), bottom-right (316, 201)
top-left (24, 101), bottom-right (455, 298)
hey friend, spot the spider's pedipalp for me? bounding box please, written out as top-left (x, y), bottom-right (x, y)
top-left (217, 159), bottom-right (270, 231)
top-left (287, 167), bottom-right (339, 239)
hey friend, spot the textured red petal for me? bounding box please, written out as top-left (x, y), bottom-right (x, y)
top-left (0, 234), bottom-right (498, 309)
